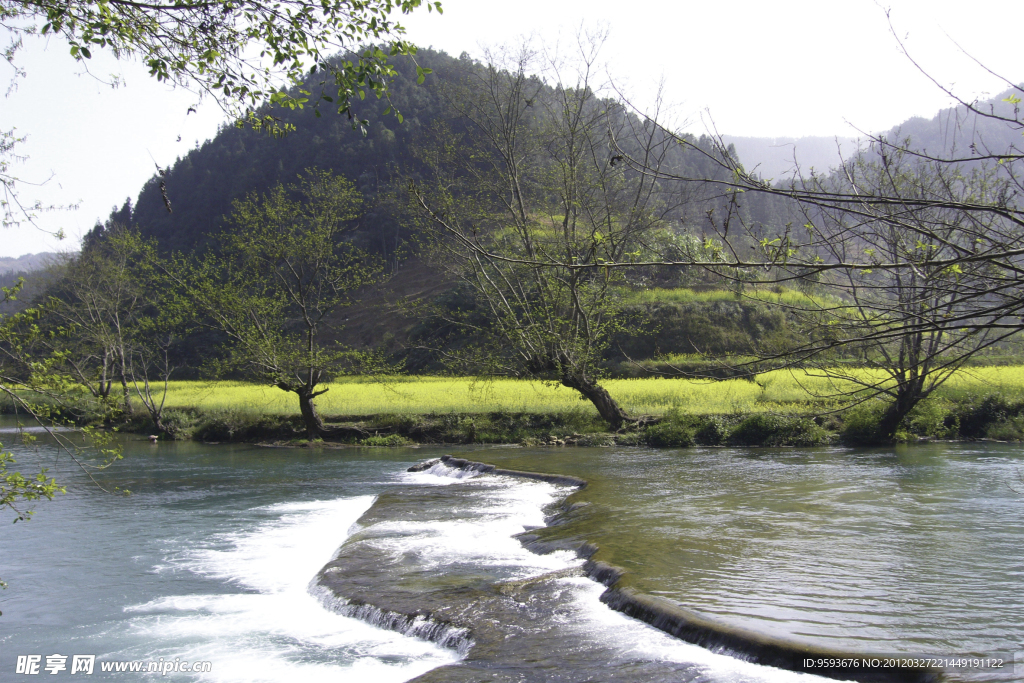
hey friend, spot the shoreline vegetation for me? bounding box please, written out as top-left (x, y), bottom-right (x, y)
top-left (7, 369), bottom-right (1024, 448)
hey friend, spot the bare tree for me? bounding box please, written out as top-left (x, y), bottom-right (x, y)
top-left (775, 146), bottom-right (1020, 439)
top-left (420, 36), bottom-right (1024, 439)
top-left (411, 39), bottom-right (693, 429)
top-left (610, 75), bottom-right (1024, 438)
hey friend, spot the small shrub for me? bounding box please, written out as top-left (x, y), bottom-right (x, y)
top-left (953, 394), bottom-right (1024, 438)
top-left (572, 433), bottom-right (615, 447)
top-left (695, 415), bottom-right (729, 445)
top-left (905, 400), bottom-right (956, 439)
top-left (558, 406), bottom-right (601, 434)
top-left (643, 408), bottom-right (696, 447)
top-left (193, 409), bottom-right (255, 441)
top-left (644, 420), bottom-right (696, 447)
top-left (615, 431), bottom-right (645, 446)
top-left (729, 414), bottom-right (779, 445)
top-left (192, 410), bottom-right (297, 441)
top-left (841, 401), bottom-right (887, 444)
top-left (985, 416), bottom-right (1024, 441)
top-left (729, 413), bottom-right (828, 446)
top-left (160, 409), bottom-right (202, 440)
top-left (371, 414), bottom-right (417, 432)
top-left (360, 434), bottom-right (412, 447)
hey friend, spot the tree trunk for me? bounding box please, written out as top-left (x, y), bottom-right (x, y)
top-left (877, 390), bottom-right (921, 442)
top-left (296, 388), bottom-right (329, 440)
top-left (281, 383), bottom-right (369, 441)
top-left (120, 376), bottom-right (134, 416)
top-left (143, 400), bottom-right (166, 435)
top-left (151, 413), bottom-right (166, 435)
top-left (562, 375), bottom-right (630, 430)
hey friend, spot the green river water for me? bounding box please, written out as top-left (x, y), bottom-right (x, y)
top-left (469, 443), bottom-right (1023, 671)
top-left (2, 429), bottom-right (1020, 682)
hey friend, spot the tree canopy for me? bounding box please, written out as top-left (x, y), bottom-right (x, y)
top-left (2, 0), bottom-right (441, 132)
top-left (0, 0), bottom-right (441, 229)
top-left (167, 169), bottom-right (384, 438)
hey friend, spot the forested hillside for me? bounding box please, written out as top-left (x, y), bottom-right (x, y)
top-left (117, 56), bottom-right (1022, 266)
top-left (878, 90), bottom-right (1023, 157)
top-left (74, 52), bottom-right (1024, 385)
top-left (115, 48), bottom-right (734, 260)
top-left (0, 253), bottom-right (62, 314)
top-left (124, 49), bottom-right (456, 257)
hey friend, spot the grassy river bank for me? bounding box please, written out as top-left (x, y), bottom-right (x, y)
top-left (9, 367), bottom-right (1024, 448)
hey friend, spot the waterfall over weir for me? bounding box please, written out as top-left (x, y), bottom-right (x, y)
top-left (313, 456), bottom-right (856, 683)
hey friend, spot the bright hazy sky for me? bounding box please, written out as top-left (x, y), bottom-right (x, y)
top-left (3, 0), bottom-right (1021, 257)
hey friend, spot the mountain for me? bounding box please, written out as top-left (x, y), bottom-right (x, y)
top-left (100, 48), bottom-right (732, 259)
top-left (0, 252), bottom-right (59, 274)
top-left (877, 89), bottom-right (1023, 158)
top-left (721, 135), bottom-right (861, 179)
top-left (121, 50), bottom-right (455, 257)
top-left (726, 87), bottom-right (1023, 179)
top-left (79, 54), bottom-right (1024, 372)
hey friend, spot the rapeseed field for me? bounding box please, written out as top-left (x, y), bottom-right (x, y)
top-left (157, 366), bottom-right (1024, 418)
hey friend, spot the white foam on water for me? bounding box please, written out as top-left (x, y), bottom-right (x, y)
top-left (400, 460), bottom-right (483, 485)
top-left (540, 573), bottom-right (843, 679)
top-left (123, 495), bottom-right (460, 682)
top-left (396, 466), bottom-right (842, 683)
top-left (558, 571), bottom-right (846, 682)
top-left (175, 497), bottom-right (373, 591)
top-left (113, 466), bottom-right (841, 683)
top-left (370, 475), bottom-right (581, 579)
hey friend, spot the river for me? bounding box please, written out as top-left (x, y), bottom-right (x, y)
top-left (1, 430), bottom-right (1020, 682)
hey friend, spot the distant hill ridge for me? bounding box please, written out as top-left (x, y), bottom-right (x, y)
top-left (93, 58), bottom-right (1023, 287)
top-left (724, 87), bottom-right (1024, 179)
top-left (721, 135), bottom-right (861, 180)
top-left (0, 252), bottom-right (59, 274)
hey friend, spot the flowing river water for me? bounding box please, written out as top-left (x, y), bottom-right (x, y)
top-left (1, 429), bottom-right (1021, 682)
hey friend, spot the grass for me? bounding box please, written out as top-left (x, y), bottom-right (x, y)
top-left (155, 366), bottom-right (1024, 420)
top-left (619, 286), bottom-right (843, 309)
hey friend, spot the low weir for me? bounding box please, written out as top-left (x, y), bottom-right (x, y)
top-left (315, 455), bottom-right (939, 683)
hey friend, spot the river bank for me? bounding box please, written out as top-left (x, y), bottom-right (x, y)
top-left (72, 396), bottom-right (1024, 448)
top-left (6, 373), bottom-right (1024, 447)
